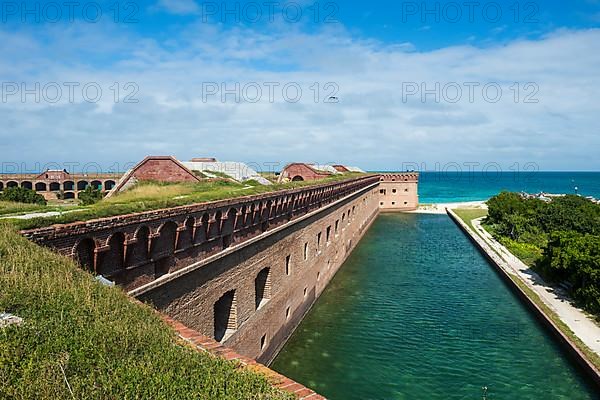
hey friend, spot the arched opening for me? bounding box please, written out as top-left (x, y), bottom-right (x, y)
top-left (0, 182), bottom-right (3, 191)
top-left (7, 181), bottom-right (18, 188)
top-left (49, 182), bottom-right (60, 191)
top-left (35, 182), bottom-right (47, 191)
top-left (151, 221), bottom-right (178, 276)
top-left (177, 217), bottom-right (195, 251)
top-left (222, 208), bottom-right (237, 249)
top-left (64, 192), bottom-right (75, 200)
top-left (239, 205), bottom-right (247, 228)
top-left (104, 180), bottom-right (116, 190)
top-left (21, 181), bottom-right (32, 190)
top-left (91, 180), bottom-right (102, 190)
top-left (97, 233), bottom-right (125, 277)
top-left (64, 181), bottom-right (75, 191)
top-left (194, 213), bottom-right (209, 244)
top-left (255, 267), bottom-right (271, 310)
top-left (291, 175), bottom-right (304, 181)
top-left (214, 290), bottom-right (237, 342)
top-left (74, 238), bottom-right (96, 272)
top-left (126, 226), bottom-right (150, 267)
top-left (77, 181), bottom-right (89, 191)
top-left (261, 201), bottom-right (272, 231)
top-left (208, 211), bottom-right (221, 239)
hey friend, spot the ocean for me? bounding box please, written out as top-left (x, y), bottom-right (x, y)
top-left (412, 171), bottom-right (600, 203)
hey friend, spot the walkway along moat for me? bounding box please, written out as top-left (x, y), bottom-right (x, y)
top-left (271, 213), bottom-right (600, 399)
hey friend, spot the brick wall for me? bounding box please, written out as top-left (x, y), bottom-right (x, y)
top-left (129, 158), bottom-right (199, 183)
top-left (137, 181), bottom-right (380, 363)
top-left (21, 174), bottom-right (419, 364)
top-left (280, 164), bottom-right (332, 182)
top-left (378, 173), bottom-right (419, 211)
top-left (21, 175), bottom-right (380, 364)
top-left (23, 176), bottom-right (380, 292)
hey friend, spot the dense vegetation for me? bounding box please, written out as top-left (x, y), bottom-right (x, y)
top-left (0, 222), bottom-right (292, 399)
top-left (77, 186), bottom-right (103, 206)
top-left (485, 192), bottom-right (600, 314)
top-left (7, 173), bottom-right (367, 230)
top-left (0, 187), bottom-right (46, 205)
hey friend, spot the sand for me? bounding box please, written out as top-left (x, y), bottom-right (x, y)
top-left (407, 200), bottom-right (488, 214)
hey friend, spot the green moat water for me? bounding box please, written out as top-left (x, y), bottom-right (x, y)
top-left (271, 214), bottom-right (600, 399)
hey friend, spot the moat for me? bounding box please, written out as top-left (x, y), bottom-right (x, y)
top-left (272, 213), bottom-right (600, 399)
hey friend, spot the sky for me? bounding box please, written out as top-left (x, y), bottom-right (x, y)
top-left (1, 0), bottom-right (599, 173)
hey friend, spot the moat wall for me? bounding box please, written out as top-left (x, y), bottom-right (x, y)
top-left (137, 182), bottom-right (380, 363)
top-left (21, 173), bottom-right (417, 364)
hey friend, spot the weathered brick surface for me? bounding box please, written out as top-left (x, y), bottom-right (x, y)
top-left (160, 313), bottom-right (326, 399)
top-left (124, 156), bottom-right (200, 183)
top-left (20, 173), bottom-right (418, 396)
top-left (0, 170), bottom-right (120, 200)
top-left (22, 176), bottom-right (380, 292)
top-left (378, 173), bottom-right (419, 211)
top-left (137, 182), bottom-right (380, 363)
top-left (279, 163), bottom-right (332, 182)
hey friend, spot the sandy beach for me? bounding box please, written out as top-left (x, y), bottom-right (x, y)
top-left (407, 200), bottom-right (488, 214)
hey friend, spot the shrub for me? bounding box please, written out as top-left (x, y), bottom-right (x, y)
top-left (0, 186), bottom-right (46, 205)
top-left (78, 186), bottom-right (103, 205)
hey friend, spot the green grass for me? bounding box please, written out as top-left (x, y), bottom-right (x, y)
top-left (452, 208), bottom-right (488, 231)
top-left (0, 222), bottom-right (293, 400)
top-left (8, 173), bottom-right (369, 230)
top-left (452, 208), bottom-right (600, 371)
top-left (495, 236), bottom-right (543, 267)
top-left (0, 201), bottom-right (53, 217)
top-left (204, 170), bottom-right (236, 180)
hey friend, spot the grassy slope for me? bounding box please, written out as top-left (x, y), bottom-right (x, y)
top-left (0, 201), bottom-right (54, 217)
top-left (8, 173), bottom-right (368, 230)
top-left (452, 209), bottom-right (600, 371)
top-left (0, 222), bottom-right (292, 400)
top-left (451, 208), bottom-right (487, 231)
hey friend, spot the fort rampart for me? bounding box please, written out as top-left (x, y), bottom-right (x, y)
top-left (21, 173), bottom-right (416, 363)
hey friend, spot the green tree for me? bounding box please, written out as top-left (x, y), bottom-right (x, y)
top-left (537, 231), bottom-right (600, 313)
top-left (78, 185), bottom-right (103, 205)
top-left (0, 187), bottom-right (46, 205)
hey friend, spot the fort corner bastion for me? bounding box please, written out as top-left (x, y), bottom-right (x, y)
top-left (21, 172), bottom-right (418, 364)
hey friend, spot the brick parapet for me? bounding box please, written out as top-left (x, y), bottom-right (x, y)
top-left (20, 175), bottom-right (381, 292)
top-left (22, 175), bottom-right (379, 241)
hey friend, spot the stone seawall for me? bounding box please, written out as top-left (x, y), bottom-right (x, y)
top-left (137, 181), bottom-right (380, 363)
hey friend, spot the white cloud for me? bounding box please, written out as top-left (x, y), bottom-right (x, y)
top-left (155, 0), bottom-right (199, 15)
top-left (0, 23), bottom-right (599, 171)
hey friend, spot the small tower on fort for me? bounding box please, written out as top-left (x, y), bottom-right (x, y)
top-left (378, 172), bottom-right (419, 211)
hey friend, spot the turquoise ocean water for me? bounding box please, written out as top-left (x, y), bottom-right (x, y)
top-left (416, 171), bottom-right (600, 203)
top-left (271, 214), bottom-right (600, 400)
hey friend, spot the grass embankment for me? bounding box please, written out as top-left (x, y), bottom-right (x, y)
top-left (0, 201), bottom-right (54, 217)
top-left (7, 173), bottom-right (368, 230)
top-left (453, 208), bottom-right (600, 371)
top-left (451, 208), bottom-right (487, 231)
top-left (0, 222), bottom-right (293, 399)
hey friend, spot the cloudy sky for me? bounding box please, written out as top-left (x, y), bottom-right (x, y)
top-left (1, 0), bottom-right (599, 173)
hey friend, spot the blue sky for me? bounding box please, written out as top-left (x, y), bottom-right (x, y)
top-left (1, 0), bottom-right (600, 172)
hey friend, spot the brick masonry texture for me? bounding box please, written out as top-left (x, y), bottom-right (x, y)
top-left (0, 170), bottom-right (121, 200)
top-left (159, 313), bottom-right (326, 400)
top-left (137, 181), bottom-right (380, 363)
top-left (21, 173), bottom-right (419, 397)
